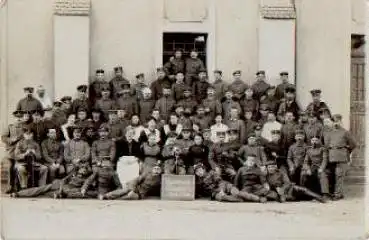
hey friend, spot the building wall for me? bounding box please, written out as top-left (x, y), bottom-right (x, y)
top-left (351, 0), bottom-right (366, 34)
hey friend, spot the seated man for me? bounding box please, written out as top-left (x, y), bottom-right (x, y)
top-left (14, 128), bottom-right (48, 188)
top-left (101, 161), bottom-right (163, 200)
top-left (195, 163), bottom-right (264, 202)
top-left (265, 161), bottom-right (326, 203)
top-left (10, 162), bottom-right (92, 198)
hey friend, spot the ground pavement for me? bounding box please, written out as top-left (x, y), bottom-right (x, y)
top-left (0, 185), bottom-right (366, 240)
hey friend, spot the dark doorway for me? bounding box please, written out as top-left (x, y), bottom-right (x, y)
top-left (162, 32), bottom-right (208, 66)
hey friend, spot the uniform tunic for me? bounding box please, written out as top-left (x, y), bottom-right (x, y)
top-left (287, 142), bottom-right (308, 170)
top-left (324, 127), bottom-right (356, 163)
top-left (213, 79), bottom-right (228, 100)
top-left (275, 82), bottom-right (295, 100)
top-left (306, 101), bottom-right (331, 118)
top-left (138, 99), bottom-right (155, 123)
top-left (251, 81), bottom-right (270, 100)
top-left (116, 95), bottom-right (138, 118)
top-left (172, 82), bottom-right (187, 102)
top-left (95, 98), bottom-right (117, 119)
top-left (244, 120), bottom-right (258, 138)
top-left (16, 97), bottom-right (43, 113)
top-left (15, 139), bottom-right (42, 162)
top-left (202, 98), bottom-right (222, 120)
top-left (108, 122), bottom-right (125, 141)
top-left (174, 139), bottom-right (195, 157)
top-left (192, 115), bottom-right (212, 131)
top-left (281, 122), bottom-right (298, 149)
top-left (228, 80), bottom-right (249, 100)
top-left (234, 166), bottom-right (267, 191)
top-left (260, 96), bottom-right (280, 114)
top-left (41, 138), bottom-right (64, 164)
top-left (140, 143), bottom-right (161, 172)
top-left (134, 173), bottom-right (162, 198)
top-left (224, 118), bottom-right (246, 144)
top-left (109, 76), bottom-right (130, 99)
top-left (91, 139), bottom-right (116, 166)
top-left (304, 122), bottom-right (323, 144)
top-left (51, 109), bottom-right (68, 126)
top-left (164, 58), bottom-right (185, 76)
top-left (178, 98), bottom-right (197, 114)
top-left (193, 80), bottom-right (211, 103)
top-left (155, 96), bottom-right (176, 120)
top-left (64, 139), bottom-right (90, 166)
top-left (238, 145), bottom-right (268, 166)
top-left (277, 100), bottom-right (301, 122)
top-left (150, 77), bottom-right (172, 100)
top-left (188, 144), bottom-right (210, 168)
top-left (29, 121), bottom-right (50, 144)
top-left (1, 121), bottom-right (25, 159)
top-left (71, 97), bottom-right (90, 114)
top-left (89, 80), bottom-right (110, 104)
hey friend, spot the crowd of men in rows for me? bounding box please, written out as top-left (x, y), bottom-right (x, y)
top-left (2, 49), bottom-right (356, 202)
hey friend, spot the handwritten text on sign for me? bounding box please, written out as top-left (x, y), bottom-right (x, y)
top-left (161, 174), bottom-right (195, 201)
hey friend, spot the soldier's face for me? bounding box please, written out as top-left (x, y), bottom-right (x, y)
top-left (271, 134), bottom-right (280, 142)
top-left (197, 108), bottom-right (205, 115)
top-left (99, 130), bottom-right (109, 138)
top-left (131, 116), bottom-right (140, 125)
top-left (214, 73), bottom-right (221, 80)
top-left (207, 89), bottom-right (215, 96)
top-left (175, 108), bottom-right (184, 115)
top-left (194, 135), bottom-right (203, 145)
top-left (257, 74), bottom-right (265, 81)
top-left (311, 138), bottom-right (319, 146)
top-left (78, 111), bottom-right (87, 120)
top-left (285, 113), bottom-right (294, 122)
top-left (157, 71), bottom-right (165, 79)
top-left (300, 115), bottom-right (308, 122)
top-left (48, 130), bottom-right (57, 139)
top-left (267, 165), bottom-right (277, 173)
top-left (195, 167), bottom-right (205, 177)
top-left (22, 113), bottom-right (30, 122)
top-left (148, 135), bottom-right (157, 145)
top-left (163, 88), bottom-right (171, 96)
top-left (245, 158), bottom-right (255, 168)
top-left (115, 70), bottom-right (123, 76)
top-left (217, 133), bottom-right (226, 141)
top-left (225, 92), bottom-right (232, 99)
top-left (244, 112), bottom-right (253, 120)
top-left (281, 75), bottom-right (288, 82)
top-left (248, 137), bottom-right (256, 145)
top-left (152, 166), bottom-right (162, 175)
top-left (190, 51), bottom-right (198, 58)
top-left (73, 131), bottom-right (82, 139)
top-left (137, 76), bottom-right (145, 83)
top-left (62, 102), bottom-right (71, 110)
top-left (86, 129), bottom-right (94, 137)
top-left (184, 91), bottom-right (191, 97)
top-left (233, 74), bottom-right (241, 80)
top-left (152, 111), bottom-right (160, 119)
top-left (308, 116), bottom-right (317, 123)
top-left (175, 51), bottom-right (182, 58)
top-left (267, 113), bottom-right (276, 121)
top-left (333, 120), bottom-right (341, 128)
top-left (203, 132), bottom-right (210, 140)
top-left (312, 95), bottom-right (321, 102)
top-left (230, 109), bottom-right (239, 118)
top-left (25, 90), bottom-right (33, 98)
top-left (182, 131), bottom-right (191, 139)
top-left (285, 92), bottom-right (295, 100)
top-left (295, 134), bottom-right (305, 142)
top-left (267, 89), bottom-right (276, 96)
top-left (166, 137), bottom-right (175, 145)
top-left (96, 73), bottom-right (105, 81)
top-left (323, 118), bottom-right (333, 127)
top-left (32, 114), bottom-right (42, 122)
top-left (169, 115), bottom-right (178, 125)
top-left (176, 73), bottom-right (184, 82)
top-left (228, 133), bottom-right (238, 141)
top-left (143, 92), bottom-right (151, 99)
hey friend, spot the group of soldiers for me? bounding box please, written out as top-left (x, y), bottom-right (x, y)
top-left (2, 49), bottom-right (356, 202)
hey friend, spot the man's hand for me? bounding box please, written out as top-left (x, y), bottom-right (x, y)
top-left (272, 152), bottom-right (277, 158)
top-left (260, 166), bottom-right (267, 174)
top-left (289, 166), bottom-right (295, 175)
top-left (318, 167), bottom-right (324, 174)
top-left (264, 183), bottom-right (270, 191)
top-left (205, 108), bottom-right (210, 113)
top-left (112, 138), bottom-right (116, 142)
top-left (215, 167), bottom-right (221, 175)
top-left (276, 187), bottom-right (284, 195)
top-left (81, 188), bottom-right (86, 197)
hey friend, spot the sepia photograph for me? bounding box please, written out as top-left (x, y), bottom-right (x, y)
top-left (0, 0), bottom-right (367, 239)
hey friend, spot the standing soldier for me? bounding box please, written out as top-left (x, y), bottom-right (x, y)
top-left (131, 73), bottom-right (148, 102)
top-left (14, 128), bottom-right (48, 188)
top-left (116, 84), bottom-right (138, 120)
top-left (240, 87), bottom-right (259, 119)
top-left (1, 110), bottom-right (26, 193)
top-left (109, 66), bottom-right (130, 99)
top-left (71, 85), bottom-right (90, 114)
top-left (324, 114), bottom-right (356, 200)
top-left (287, 129), bottom-right (308, 185)
top-left (193, 70), bottom-right (211, 103)
top-left (306, 89), bottom-right (331, 120)
top-left (228, 70), bottom-right (249, 101)
top-left (202, 85), bottom-right (222, 120)
top-left (275, 71), bottom-right (295, 100)
top-left (94, 88), bottom-right (117, 120)
top-left (138, 87), bottom-right (156, 124)
top-left (224, 107), bottom-right (246, 144)
top-left (304, 112), bottom-right (324, 144)
top-left (16, 87), bottom-right (43, 114)
top-left (243, 108), bottom-right (258, 138)
top-left (301, 136), bottom-right (330, 201)
top-left (41, 128), bottom-right (65, 182)
top-left (51, 101), bottom-right (68, 127)
top-left (277, 86), bottom-right (301, 123)
top-left (64, 127), bottom-right (91, 174)
top-left (251, 71), bottom-right (271, 101)
top-left (89, 69), bottom-right (110, 106)
top-left (185, 49), bottom-right (205, 86)
top-left (212, 70), bottom-right (228, 101)
top-left (155, 83), bottom-right (176, 121)
top-left (260, 85), bottom-right (280, 114)
top-left (163, 49), bottom-right (185, 81)
top-left (151, 67), bottom-right (172, 101)
top-left (222, 89), bottom-right (241, 121)
top-left (172, 72), bottom-right (187, 102)
top-left (61, 96), bottom-right (73, 116)
top-left (178, 86), bottom-right (197, 115)
top-left (281, 111), bottom-right (299, 150)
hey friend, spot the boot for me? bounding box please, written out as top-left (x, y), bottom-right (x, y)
top-left (5, 187), bottom-right (14, 194)
top-left (220, 194), bottom-right (243, 202)
top-left (294, 185), bottom-right (326, 203)
top-left (238, 191), bottom-right (261, 202)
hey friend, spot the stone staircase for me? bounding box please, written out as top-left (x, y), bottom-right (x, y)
top-left (345, 165), bottom-right (365, 185)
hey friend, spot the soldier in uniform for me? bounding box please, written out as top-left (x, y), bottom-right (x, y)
top-left (16, 87), bottom-right (43, 113)
top-left (29, 110), bottom-right (49, 145)
top-left (254, 124), bottom-right (269, 147)
top-left (81, 160), bottom-right (122, 199)
top-left (240, 87), bottom-right (259, 119)
top-left (222, 89), bottom-right (241, 121)
top-left (212, 70), bottom-right (228, 101)
top-left (260, 85), bottom-right (280, 114)
top-left (107, 110), bottom-right (125, 143)
top-left (61, 96), bottom-right (73, 116)
top-left (116, 84), bottom-right (138, 119)
top-left (286, 129), bottom-right (308, 185)
top-left (1, 110), bottom-right (26, 193)
top-left (162, 132), bottom-right (181, 174)
top-left (195, 163), bottom-right (264, 202)
top-left (304, 112), bottom-right (324, 144)
top-left (14, 128), bottom-right (48, 188)
top-left (301, 136), bottom-right (330, 200)
top-left (174, 126), bottom-right (195, 157)
top-left (131, 73), bottom-right (148, 102)
top-left (101, 161), bottom-right (162, 200)
top-left (95, 88), bottom-right (117, 120)
top-left (139, 133), bottom-right (162, 174)
top-left (91, 125), bottom-right (116, 172)
top-left (265, 130), bottom-right (288, 173)
top-left (71, 85), bottom-right (90, 114)
top-left (224, 107), bottom-right (246, 144)
top-left (172, 72), bottom-right (187, 102)
top-left (243, 108), bottom-right (258, 138)
top-left (109, 66), bottom-right (130, 99)
top-left (238, 133), bottom-right (268, 167)
top-left (251, 71), bottom-right (271, 101)
top-left (202, 85), bottom-right (222, 120)
top-left (89, 69), bottom-right (110, 106)
top-left (281, 111), bottom-right (299, 150)
top-left (163, 49), bottom-right (186, 80)
top-left (51, 101), bottom-right (68, 127)
top-left (306, 89), bottom-right (331, 120)
top-left (138, 87), bottom-right (155, 124)
top-left (188, 134), bottom-right (210, 170)
top-left (228, 70), bottom-right (249, 100)
top-left (41, 128), bottom-right (65, 182)
top-left (11, 162), bottom-right (93, 199)
top-left (185, 49), bottom-right (205, 86)
top-left (178, 86), bottom-right (197, 115)
top-left (192, 105), bottom-right (212, 132)
top-left (155, 83), bottom-right (175, 121)
top-left (150, 67), bottom-right (172, 101)
top-left (63, 127), bottom-right (91, 174)
top-left (275, 71), bottom-right (295, 100)
top-left (277, 86), bottom-right (301, 122)
top-left (193, 69), bottom-right (211, 103)
top-left (75, 107), bottom-right (90, 132)
top-left (265, 161), bottom-right (326, 203)
top-left (324, 114), bottom-right (356, 200)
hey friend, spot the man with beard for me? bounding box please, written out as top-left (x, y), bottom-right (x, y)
top-left (195, 163), bottom-right (264, 202)
top-left (185, 49), bottom-right (205, 86)
top-left (16, 87), bottom-right (43, 113)
top-left (101, 161), bottom-right (163, 200)
top-left (287, 129), bottom-right (308, 185)
top-left (71, 85), bottom-right (90, 114)
top-left (109, 66), bottom-right (130, 99)
top-left (306, 89), bottom-right (331, 120)
top-left (192, 70), bottom-right (211, 103)
top-left (151, 67), bottom-right (172, 101)
top-left (164, 49), bottom-right (185, 80)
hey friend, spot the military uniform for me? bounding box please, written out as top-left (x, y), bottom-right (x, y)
top-left (150, 77), bottom-right (172, 100)
top-left (281, 122), bottom-right (299, 150)
top-left (265, 139), bottom-right (287, 171)
top-left (275, 82), bottom-right (295, 100)
top-left (305, 89), bottom-right (331, 119)
top-left (228, 79), bottom-right (249, 100)
top-left (277, 99), bottom-right (301, 122)
top-left (224, 118), bottom-right (246, 144)
top-left (174, 138), bottom-right (195, 157)
top-left (162, 143), bottom-right (183, 174)
top-left (109, 76), bottom-right (130, 99)
top-left (238, 144), bottom-right (268, 167)
top-left (138, 99), bottom-right (155, 124)
top-left (95, 98), bottom-right (117, 120)
top-left (71, 97), bottom-right (90, 114)
top-left (212, 78), bottom-right (228, 100)
top-left (64, 138), bottom-right (91, 173)
top-left (222, 99), bottom-right (241, 121)
top-left (324, 123), bottom-right (356, 199)
top-left (178, 97), bottom-right (197, 114)
top-left (131, 82), bottom-right (148, 102)
top-left (107, 121), bottom-right (125, 142)
top-left (202, 97), bottom-right (222, 120)
top-left (193, 80), bottom-right (211, 103)
top-left (234, 166), bottom-right (268, 197)
top-left (172, 82), bottom-right (187, 102)
top-left (287, 141), bottom-right (308, 185)
top-left (28, 120), bottom-right (49, 144)
top-left (140, 142), bottom-right (161, 174)
top-left (164, 57), bottom-right (185, 76)
top-left (240, 98), bottom-right (259, 118)
top-left (115, 93), bottom-right (138, 119)
top-left (304, 121), bottom-right (323, 144)
top-left (155, 96), bottom-right (176, 121)
top-left (41, 138), bottom-right (65, 181)
top-left (89, 80), bottom-right (110, 105)
top-left (185, 58), bottom-right (205, 86)
top-left (251, 80), bottom-right (270, 101)
top-left (15, 138), bottom-right (48, 188)
top-left (81, 166), bottom-right (122, 196)
top-left (260, 95), bottom-right (280, 114)
top-left (192, 115), bottom-right (212, 132)
top-left (51, 108), bottom-right (68, 126)
top-left (91, 139), bottom-right (116, 169)
top-left (16, 97), bottom-right (43, 113)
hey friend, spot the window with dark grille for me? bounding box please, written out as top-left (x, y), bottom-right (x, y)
top-left (162, 33), bottom-right (208, 66)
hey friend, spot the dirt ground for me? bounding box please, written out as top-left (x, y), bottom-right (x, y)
top-left (0, 185), bottom-right (366, 240)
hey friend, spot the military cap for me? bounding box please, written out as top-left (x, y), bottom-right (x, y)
top-left (12, 110), bottom-right (24, 117)
top-left (295, 129), bottom-right (305, 136)
top-left (267, 85), bottom-right (276, 90)
top-left (227, 128), bottom-right (239, 134)
top-left (232, 70), bottom-right (241, 75)
top-left (31, 109), bottom-right (43, 116)
top-left (108, 109), bottom-right (118, 115)
top-left (77, 85), bottom-right (88, 92)
top-left (23, 87), bottom-right (34, 93)
top-left (166, 132), bottom-right (178, 139)
top-left (271, 129), bottom-right (281, 135)
top-left (53, 101), bottom-right (63, 107)
top-left (60, 96), bottom-right (72, 102)
top-left (136, 73), bottom-right (144, 78)
top-left (77, 107), bottom-right (88, 113)
top-left (265, 160), bottom-right (277, 166)
top-left (114, 66), bottom-right (123, 72)
top-left (183, 86), bottom-right (192, 92)
top-left (96, 69), bottom-right (105, 74)
top-left (254, 124), bottom-right (263, 131)
top-left (259, 103), bottom-right (270, 111)
top-left (248, 132), bottom-right (256, 138)
top-left (98, 124), bottom-right (110, 132)
top-left (194, 163), bottom-right (205, 171)
top-left (332, 114), bottom-right (342, 121)
top-left (285, 86), bottom-right (296, 93)
top-left (213, 70), bottom-right (222, 75)
top-left (311, 135), bottom-right (320, 140)
top-left (279, 71), bottom-right (289, 76)
top-left (202, 128), bottom-right (211, 133)
top-left (256, 70), bottom-right (265, 76)
top-left (310, 89), bottom-right (322, 96)
top-left (156, 67), bottom-right (165, 72)
top-left (199, 68), bottom-right (207, 74)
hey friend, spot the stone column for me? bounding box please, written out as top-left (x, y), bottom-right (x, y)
top-left (54, 0), bottom-right (90, 99)
top-left (258, 0), bottom-right (296, 86)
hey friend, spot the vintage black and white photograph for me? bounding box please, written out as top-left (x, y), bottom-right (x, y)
top-left (0, 0), bottom-right (367, 239)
